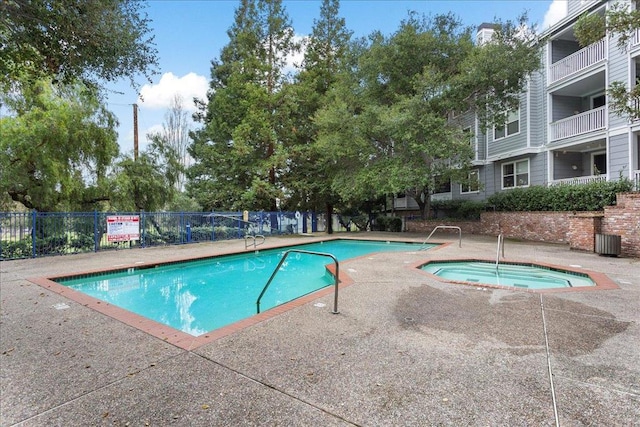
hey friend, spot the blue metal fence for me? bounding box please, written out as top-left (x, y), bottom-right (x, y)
top-left (0, 211), bottom-right (319, 261)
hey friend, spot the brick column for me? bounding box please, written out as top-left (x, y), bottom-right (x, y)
top-left (568, 212), bottom-right (603, 252)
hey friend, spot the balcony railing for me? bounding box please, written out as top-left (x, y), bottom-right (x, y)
top-left (549, 39), bottom-right (606, 85)
top-left (632, 28), bottom-right (640, 47)
top-left (549, 106), bottom-right (606, 141)
top-left (549, 174), bottom-right (607, 186)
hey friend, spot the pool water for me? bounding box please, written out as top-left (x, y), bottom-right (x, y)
top-left (57, 240), bottom-right (429, 336)
top-left (421, 261), bottom-right (595, 289)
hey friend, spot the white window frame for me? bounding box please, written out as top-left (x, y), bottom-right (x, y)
top-left (460, 169), bottom-right (480, 194)
top-left (493, 109), bottom-right (520, 141)
top-left (502, 159), bottom-right (529, 189)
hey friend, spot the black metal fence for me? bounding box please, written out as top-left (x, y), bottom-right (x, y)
top-left (0, 211), bottom-right (321, 261)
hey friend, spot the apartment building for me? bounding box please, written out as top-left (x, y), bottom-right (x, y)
top-left (394, 0), bottom-right (640, 211)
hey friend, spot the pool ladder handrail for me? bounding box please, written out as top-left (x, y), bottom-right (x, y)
top-left (245, 234), bottom-right (266, 250)
top-left (496, 233), bottom-right (505, 270)
top-left (420, 225), bottom-right (462, 249)
top-left (256, 249), bottom-right (340, 315)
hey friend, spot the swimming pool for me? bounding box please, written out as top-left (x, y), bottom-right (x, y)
top-left (56, 239), bottom-right (430, 336)
top-left (420, 260), bottom-right (596, 289)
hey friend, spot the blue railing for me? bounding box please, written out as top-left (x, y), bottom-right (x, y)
top-left (0, 211), bottom-right (319, 261)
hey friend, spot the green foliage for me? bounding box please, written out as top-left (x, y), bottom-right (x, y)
top-left (0, 239), bottom-right (32, 259)
top-left (315, 12), bottom-right (540, 218)
top-left (188, 0), bottom-right (298, 211)
top-left (36, 235), bottom-right (67, 255)
top-left (374, 215), bottom-right (402, 232)
top-left (574, 12), bottom-right (606, 48)
top-left (0, 0), bottom-right (158, 94)
top-left (487, 180), bottom-right (633, 212)
top-left (70, 234), bottom-right (95, 251)
top-left (606, 2), bottom-right (640, 50)
top-left (0, 80), bottom-right (119, 212)
top-left (189, 225), bottom-right (214, 241)
top-left (110, 136), bottom-right (181, 212)
top-left (430, 200), bottom-right (486, 220)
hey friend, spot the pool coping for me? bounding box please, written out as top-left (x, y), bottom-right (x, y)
top-left (411, 257), bottom-right (620, 293)
top-left (27, 237), bottom-right (433, 350)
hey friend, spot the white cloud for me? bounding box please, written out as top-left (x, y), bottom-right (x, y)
top-left (283, 35), bottom-right (307, 76)
top-left (144, 123), bottom-right (164, 139)
top-left (542, 0), bottom-right (568, 30)
top-left (138, 72), bottom-right (208, 111)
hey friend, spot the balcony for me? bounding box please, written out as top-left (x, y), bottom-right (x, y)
top-left (549, 174), bottom-right (607, 186)
top-left (632, 28), bottom-right (640, 47)
top-left (549, 39), bottom-right (606, 85)
top-left (549, 106), bottom-right (606, 141)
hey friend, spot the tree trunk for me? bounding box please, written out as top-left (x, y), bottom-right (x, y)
top-left (326, 202), bottom-right (333, 234)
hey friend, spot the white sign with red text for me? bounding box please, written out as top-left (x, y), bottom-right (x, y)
top-left (106, 215), bottom-right (140, 242)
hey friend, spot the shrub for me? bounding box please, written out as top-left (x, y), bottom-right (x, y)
top-left (35, 235), bottom-right (67, 255)
top-left (374, 215), bottom-right (389, 231)
top-left (430, 200), bottom-right (486, 220)
top-left (190, 225), bottom-right (214, 242)
top-left (374, 215), bottom-right (402, 232)
top-left (1, 239), bottom-right (32, 259)
top-left (70, 233), bottom-right (95, 252)
top-left (387, 217), bottom-right (402, 232)
top-left (487, 179), bottom-right (633, 212)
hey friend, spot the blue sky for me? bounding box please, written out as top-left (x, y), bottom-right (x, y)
top-left (107, 0), bottom-right (568, 155)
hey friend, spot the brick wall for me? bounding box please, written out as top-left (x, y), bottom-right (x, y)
top-left (568, 213), bottom-right (603, 252)
top-left (405, 213), bottom-right (571, 242)
top-left (602, 193), bottom-right (640, 258)
top-left (405, 192), bottom-right (639, 258)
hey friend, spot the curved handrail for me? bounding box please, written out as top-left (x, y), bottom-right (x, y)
top-left (245, 234), bottom-right (266, 250)
top-left (420, 225), bottom-right (462, 249)
top-left (256, 249), bottom-right (340, 315)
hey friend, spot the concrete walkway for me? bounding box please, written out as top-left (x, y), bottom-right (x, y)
top-left (1, 233), bottom-right (638, 426)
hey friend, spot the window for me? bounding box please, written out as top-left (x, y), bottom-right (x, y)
top-left (592, 152), bottom-right (607, 175)
top-left (494, 109), bottom-right (520, 140)
top-left (460, 169), bottom-right (480, 193)
top-left (502, 159), bottom-right (529, 189)
top-left (434, 178), bottom-right (451, 194)
top-left (592, 93), bottom-right (606, 109)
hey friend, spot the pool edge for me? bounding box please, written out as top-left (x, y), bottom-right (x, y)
top-left (410, 257), bottom-right (620, 293)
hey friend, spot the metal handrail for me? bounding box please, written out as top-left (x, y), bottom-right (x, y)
top-left (256, 249), bottom-right (340, 315)
top-left (496, 233), bottom-right (505, 270)
top-left (420, 225), bottom-right (462, 249)
top-left (245, 234), bottom-right (266, 250)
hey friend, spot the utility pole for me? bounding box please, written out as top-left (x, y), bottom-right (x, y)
top-left (133, 103), bottom-right (139, 161)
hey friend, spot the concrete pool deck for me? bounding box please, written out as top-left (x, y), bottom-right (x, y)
top-left (1, 232), bottom-right (638, 426)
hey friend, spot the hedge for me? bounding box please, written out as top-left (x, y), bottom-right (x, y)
top-left (486, 179), bottom-right (633, 212)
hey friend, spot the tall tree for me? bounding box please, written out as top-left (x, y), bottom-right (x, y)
top-left (110, 138), bottom-right (180, 212)
top-left (315, 13), bottom-right (540, 218)
top-left (0, 80), bottom-right (119, 212)
top-left (284, 0), bottom-right (352, 232)
top-left (0, 0), bottom-right (158, 93)
top-left (188, 0), bottom-right (298, 212)
top-left (147, 94), bottom-right (191, 191)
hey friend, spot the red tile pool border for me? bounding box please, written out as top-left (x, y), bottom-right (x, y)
top-left (412, 257), bottom-right (619, 293)
top-left (29, 270), bottom-right (355, 351)
top-left (27, 237), bottom-right (430, 351)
